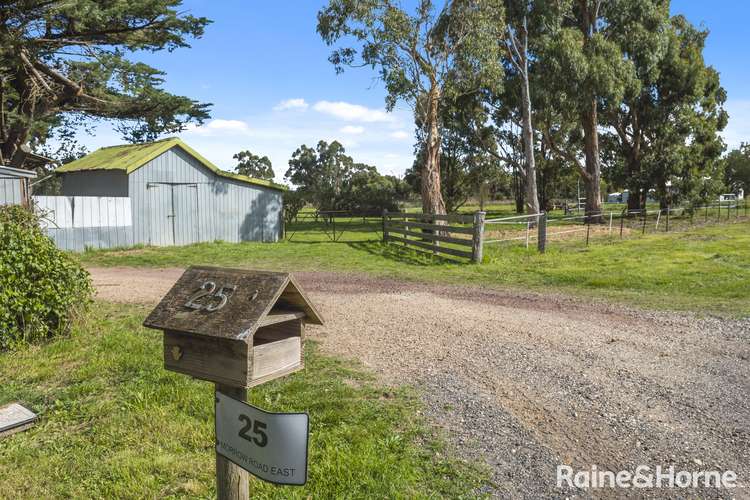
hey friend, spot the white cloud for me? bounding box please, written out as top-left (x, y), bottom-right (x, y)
top-left (185, 119), bottom-right (252, 136)
top-left (313, 100), bottom-right (394, 123)
top-left (273, 98), bottom-right (309, 111)
top-left (340, 125), bottom-right (365, 135)
top-left (65, 103), bottom-right (418, 184)
top-left (390, 130), bottom-right (411, 140)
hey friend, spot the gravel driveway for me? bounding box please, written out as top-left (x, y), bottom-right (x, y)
top-left (90, 267), bottom-right (750, 499)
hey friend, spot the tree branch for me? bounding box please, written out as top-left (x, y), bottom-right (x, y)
top-left (19, 50), bottom-right (53, 93)
top-left (542, 127), bottom-right (591, 180)
top-left (31, 60), bottom-right (107, 105)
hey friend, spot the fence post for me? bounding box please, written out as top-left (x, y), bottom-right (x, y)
top-left (586, 216), bottom-right (591, 246)
top-left (382, 209), bottom-right (389, 243)
top-left (642, 211), bottom-right (647, 234)
top-left (472, 211), bottom-right (485, 264)
top-left (665, 207), bottom-right (670, 232)
top-left (525, 220), bottom-right (530, 249)
top-left (608, 211), bottom-right (613, 236)
top-left (620, 210), bottom-right (625, 239)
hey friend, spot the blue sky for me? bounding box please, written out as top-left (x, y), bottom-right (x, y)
top-left (79, 1), bottom-right (750, 183)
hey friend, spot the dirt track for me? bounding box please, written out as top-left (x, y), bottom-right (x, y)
top-left (90, 267), bottom-right (750, 499)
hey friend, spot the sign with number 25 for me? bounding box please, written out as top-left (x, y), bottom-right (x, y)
top-left (215, 391), bottom-right (309, 485)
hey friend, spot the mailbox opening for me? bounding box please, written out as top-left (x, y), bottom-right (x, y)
top-left (250, 308), bottom-right (306, 384)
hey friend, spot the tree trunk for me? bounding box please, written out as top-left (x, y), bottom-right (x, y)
top-left (581, 97), bottom-right (602, 220)
top-left (626, 154), bottom-right (642, 211)
top-left (3, 123), bottom-right (30, 166)
top-left (514, 164), bottom-right (525, 214)
top-left (2, 64), bottom-right (35, 167)
top-left (520, 62), bottom-right (540, 216)
top-left (422, 87), bottom-right (447, 216)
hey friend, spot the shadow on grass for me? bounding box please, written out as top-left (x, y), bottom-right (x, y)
top-left (347, 240), bottom-right (463, 266)
top-left (285, 236), bottom-right (382, 245)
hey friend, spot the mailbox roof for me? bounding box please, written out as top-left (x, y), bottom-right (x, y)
top-left (143, 266), bottom-right (323, 340)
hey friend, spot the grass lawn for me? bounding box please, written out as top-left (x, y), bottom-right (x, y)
top-left (79, 220), bottom-right (750, 317)
top-left (0, 304), bottom-right (486, 499)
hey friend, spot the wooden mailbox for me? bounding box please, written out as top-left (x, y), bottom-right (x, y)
top-left (143, 266), bottom-right (323, 388)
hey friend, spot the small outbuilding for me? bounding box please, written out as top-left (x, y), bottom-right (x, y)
top-left (0, 165), bottom-right (37, 207)
top-left (56, 138), bottom-right (285, 246)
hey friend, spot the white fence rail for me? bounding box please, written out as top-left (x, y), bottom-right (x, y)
top-left (32, 196), bottom-right (133, 251)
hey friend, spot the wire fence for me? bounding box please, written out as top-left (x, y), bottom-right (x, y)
top-left (282, 201), bottom-right (748, 264)
top-left (483, 200), bottom-right (749, 254)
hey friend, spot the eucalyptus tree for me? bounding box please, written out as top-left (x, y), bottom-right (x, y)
top-left (317, 0), bottom-right (504, 215)
top-left (233, 151), bottom-right (275, 180)
top-left (539, 0), bottom-right (638, 217)
top-left (724, 144), bottom-right (750, 195)
top-left (285, 140), bottom-right (372, 211)
top-left (502, 0), bottom-right (543, 215)
top-left (603, 13), bottom-right (727, 209)
top-left (0, 0), bottom-right (211, 167)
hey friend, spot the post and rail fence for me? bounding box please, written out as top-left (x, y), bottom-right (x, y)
top-left (382, 209), bottom-right (485, 263)
top-left (381, 199), bottom-right (747, 264)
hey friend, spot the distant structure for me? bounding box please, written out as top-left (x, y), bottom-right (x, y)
top-left (55, 138), bottom-right (285, 246)
top-left (0, 165), bottom-right (37, 207)
top-left (0, 149), bottom-right (55, 207)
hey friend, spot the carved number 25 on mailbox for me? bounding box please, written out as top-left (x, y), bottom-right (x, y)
top-left (184, 281), bottom-right (238, 312)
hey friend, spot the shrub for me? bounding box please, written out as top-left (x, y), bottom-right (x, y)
top-left (0, 205), bottom-right (92, 349)
top-left (283, 189), bottom-right (306, 225)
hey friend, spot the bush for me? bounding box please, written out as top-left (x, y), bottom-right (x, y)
top-left (0, 205), bottom-right (92, 349)
top-left (283, 189), bottom-right (306, 225)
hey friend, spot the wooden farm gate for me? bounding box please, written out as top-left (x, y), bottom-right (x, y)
top-left (381, 210), bottom-right (485, 263)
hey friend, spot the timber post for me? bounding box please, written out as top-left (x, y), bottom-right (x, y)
top-left (472, 211), bottom-right (486, 264)
top-left (537, 212), bottom-right (547, 253)
top-left (382, 209), bottom-right (388, 242)
top-left (216, 384), bottom-right (250, 500)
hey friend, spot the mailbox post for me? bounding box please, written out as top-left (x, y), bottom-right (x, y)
top-left (144, 266), bottom-right (323, 499)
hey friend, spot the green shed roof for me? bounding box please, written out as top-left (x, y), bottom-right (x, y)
top-left (56, 138), bottom-right (285, 191)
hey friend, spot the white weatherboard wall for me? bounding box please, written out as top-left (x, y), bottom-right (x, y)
top-left (34, 196), bottom-right (133, 251)
top-left (0, 178), bottom-right (23, 205)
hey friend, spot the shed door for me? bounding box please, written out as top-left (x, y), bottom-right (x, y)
top-left (146, 183), bottom-right (198, 246)
top-left (172, 184), bottom-right (199, 245)
top-left (146, 183), bottom-right (173, 246)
